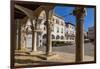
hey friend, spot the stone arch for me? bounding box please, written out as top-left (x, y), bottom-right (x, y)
top-left (38, 10), bottom-right (46, 24)
top-left (36, 10), bottom-right (47, 31)
top-left (15, 4), bottom-right (34, 19)
top-left (15, 4), bottom-right (35, 50)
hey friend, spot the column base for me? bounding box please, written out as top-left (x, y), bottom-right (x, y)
top-left (29, 51), bottom-right (43, 55)
top-left (15, 48), bottom-right (28, 53)
top-left (38, 53), bottom-right (58, 60)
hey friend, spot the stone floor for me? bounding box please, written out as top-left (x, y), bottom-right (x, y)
top-left (14, 50), bottom-right (94, 67)
top-left (14, 42), bottom-right (95, 67)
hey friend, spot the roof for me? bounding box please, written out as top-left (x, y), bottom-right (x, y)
top-left (65, 22), bottom-right (75, 26)
top-left (53, 12), bottom-right (64, 20)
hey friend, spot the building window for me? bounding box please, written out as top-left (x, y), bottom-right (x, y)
top-left (56, 35), bottom-right (60, 39)
top-left (44, 26), bottom-right (46, 30)
top-left (61, 22), bottom-right (63, 25)
top-left (52, 35), bottom-right (55, 39)
top-left (56, 19), bottom-right (59, 24)
top-left (66, 37), bottom-right (69, 40)
top-left (57, 27), bottom-right (59, 33)
top-left (61, 28), bottom-right (63, 33)
top-left (61, 36), bottom-right (64, 39)
top-left (72, 26), bottom-right (73, 29)
top-left (56, 19), bottom-right (57, 23)
top-left (44, 21), bottom-right (46, 26)
top-left (51, 24), bottom-right (54, 32)
top-left (43, 34), bottom-right (46, 39)
top-left (73, 37), bottom-right (75, 40)
top-left (67, 24), bottom-right (69, 28)
top-left (70, 37), bottom-right (72, 40)
top-left (51, 28), bottom-right (54, 32)
top-left (70, 25), bottom-right (72, 28)
top-left (52, 18), bottom-right (54, 22)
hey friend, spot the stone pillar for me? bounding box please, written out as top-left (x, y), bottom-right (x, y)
top-left (37, 33), bottom-right (40, 47)
top-left (32, 32), bottom-right (37, 52)
top-left (75, 16), bottom-right (84, 62)
top-left (73, 7), bottom-right (86, 62)
top-left (17, 20), bottom-right (21, 50)
top-left (45, 10), bottom-right (52, 55)
top-left (17, 19), bottom-right (26, 50)
top-left (21, 27), bottom-right (27, 50)
top-left (30, 19), bottom-right (37, 52)
top-left (15, 19), bottom-right (19, 50)
top-left (11, 14), bottom-right (17, 68)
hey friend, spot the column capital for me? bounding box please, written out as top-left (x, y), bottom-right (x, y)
top-left (73, 7), bottom-right (87, 17)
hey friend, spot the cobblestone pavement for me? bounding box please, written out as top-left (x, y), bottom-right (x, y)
top-left (38, 42), bottom-right (94, 56)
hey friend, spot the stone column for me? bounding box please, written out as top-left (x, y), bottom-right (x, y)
top-left (73, 7), bottom-right (86, 62)
top-left (32, 32), bottom-right (37, 52)
top-left (15, 19), bottom-right (18, 50)
top-left (75, 16), bottom-right (85, 62)
top-left (21, 27), bottom-right (27, 50)
top-left (17, 19), bottom-right (26, 50)
top-left (45, 10), bottom-right (52, 55)
top-left (30, 19), bottom-right (37, 52)
top-left (37, 33), bottom-right (40, 47)
top-left (11, 13), bottom-right (17, 68)
top-left (17, 20), bottom-right (21, 50)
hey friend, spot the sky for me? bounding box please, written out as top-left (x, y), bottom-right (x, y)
top-left (53, 6), bottom-right (95, 32)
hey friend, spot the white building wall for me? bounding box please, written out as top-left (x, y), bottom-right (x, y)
top-left (51, 15), bottom-right (66, 40)
top-left (65, 23), bottom-right (76, 43)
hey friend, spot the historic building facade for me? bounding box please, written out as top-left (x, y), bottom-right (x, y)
top-left (15, 11), bottom-right (66, 48)
top-left (15, 11), bottom-right (77, 48)
top-left (24, 11), bottom-right (66, 47)
top-left (87, 26), bottom-right (94, 41)
top-left (65, 22), bottom-right (76, 43)
top-left (51, 13), bottom-right (66, 42)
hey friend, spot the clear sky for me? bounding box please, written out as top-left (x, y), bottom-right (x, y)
top-left (53, 6), bottom-right (95, 32)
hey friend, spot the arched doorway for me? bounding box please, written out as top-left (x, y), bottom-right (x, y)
top-left (42, 34), bottom-right (47, 46)
top-left (26, 34), bottom-right (32, 49)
